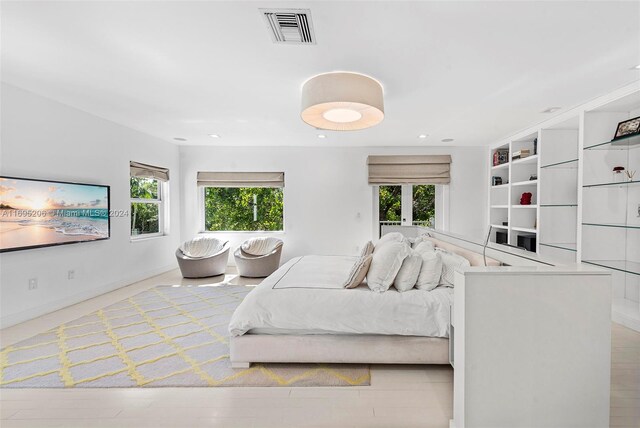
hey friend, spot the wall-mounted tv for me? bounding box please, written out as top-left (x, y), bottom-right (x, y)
top-left (0, 176), bottom-right (110, 252)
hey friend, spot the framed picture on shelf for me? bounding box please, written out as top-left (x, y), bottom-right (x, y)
top-left (613, 116), bottom-right (640, 140)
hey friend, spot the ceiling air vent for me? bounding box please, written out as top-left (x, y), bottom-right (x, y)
top-left (261, 9), bottom-right (315, 44)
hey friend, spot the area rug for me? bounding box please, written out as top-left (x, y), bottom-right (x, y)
top-left (0, 284), bottom-right (370, 388)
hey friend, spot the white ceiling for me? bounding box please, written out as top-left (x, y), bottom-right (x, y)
top-left (2, 1), bottom-right (640, 147)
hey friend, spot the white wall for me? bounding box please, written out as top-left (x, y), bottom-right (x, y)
top-left (0, 84), bottom-right (181, 328)
top-left (180, 145), bottom-right (488, 265)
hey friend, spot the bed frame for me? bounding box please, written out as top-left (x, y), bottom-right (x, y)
top-left (230, 334), bottom-right (449, 368)
top-left (229, 236), bottom-right (499, 368)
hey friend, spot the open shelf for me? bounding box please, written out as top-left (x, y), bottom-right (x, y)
top-left (541, 158), bottom-right (578, 169)
top-left (491, 183), bottom-right (510, 189)
top-left (584, 134), bottom-right (640, 150)
top-left (511, 154), bottom-right (538, 166)
top-left (512, 180), bottom-right (538, 187)
top-left (582, 260), bottom-right (640, 276)
top-left (583, 180), bottom-right (640, 188)
top-left (540, 204), bottom-right (577, 207)
top-left (491, 162), bottom-right (509, 170)
top-left (582, 222), bottom-right (640, 230)
top-left (490, 224), bottom-right (508, 230)
top-left (491, 205), bottom-right (509, 209)
top-left (511, 205), bottom-right (538, 209)
top-left (512, 226), bottom-right (537, 233)
top-left (540, 242), bottom-right (577, 252)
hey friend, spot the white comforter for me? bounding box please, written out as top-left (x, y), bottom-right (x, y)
top-left (228, 255), bottom-right (452, 338)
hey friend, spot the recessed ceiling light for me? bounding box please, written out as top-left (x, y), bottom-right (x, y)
top-left (632, 64), bottom-right (640, 70)
top-left (418, 134), bottom-right (428, 139)
top-left (209, 134), bottom-right (220, 138)
top-left (542, 107), bottom-right (562, 113)
top-left (441, 138), bottom-right (454, 143)
top-left (317, 134), bottom-right (326, 139)
top-left (173, 137), bottom-right (187, 141)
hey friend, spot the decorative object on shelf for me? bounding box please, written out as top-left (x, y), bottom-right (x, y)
top-left (520, 192), bottom-right (532, 205)
top-left (301, 72), bottom-right (384, 131)
top-left (533, 138), bottom-right (538, 155)
top-left (512, 149), bottom-right (531, 160)
top-left (613, 166), bottom-right (625, 183)
top-left (495, 230), bottom-right (508, 245)
top-left (517, 234), bottom-right (536, 252)
top-left (492, 176), bottom-right (503, 186)
top-left (493, 149), bottom-right (509, 166)
top-left (502, 221), bottom-right (508, 226)
top-left (626, 170), bottom-right (636, 182)
top-left (613, 116), bottom-right (640, 140)
top-left (529, 174), bottom-right (537, 181)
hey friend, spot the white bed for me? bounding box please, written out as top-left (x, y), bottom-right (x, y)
top-left (229, 255), bottom-right (453, 337)
top-left (228, 249), bottom-right (467, 368)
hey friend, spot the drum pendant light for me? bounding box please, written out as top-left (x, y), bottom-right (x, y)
top-left (301, 72), bottom-right (384, 131)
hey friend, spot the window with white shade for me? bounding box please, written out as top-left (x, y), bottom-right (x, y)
top-left (198, 172), bottom-right (284, 232)
top-left (130, 162), bottom-right (169, 239)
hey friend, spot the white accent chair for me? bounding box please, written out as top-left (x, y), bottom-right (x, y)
top-left (234, 237), bottom-right (283, 277)
top-left (176, 237), bottom-right (230, 278)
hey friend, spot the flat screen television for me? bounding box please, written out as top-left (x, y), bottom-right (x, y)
top-left (0, 176), bottom-right (110, 252)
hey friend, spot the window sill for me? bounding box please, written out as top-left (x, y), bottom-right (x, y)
top-left (130, 234), bottom-right (167, 242)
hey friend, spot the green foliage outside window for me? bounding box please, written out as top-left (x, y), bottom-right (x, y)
top-left (130, 177), bottom-right (160, 235)
top-left (412, 185), bottom-right (435, 226)
top-left (379, 185), bottom-right (402, 222)
top-left (378, 184), bottom-right (435, 227)
top-left (204, 187), bottom-right (283, 231)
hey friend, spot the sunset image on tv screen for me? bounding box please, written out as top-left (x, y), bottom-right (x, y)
top-left (0, 177), bottom-right (109, 252)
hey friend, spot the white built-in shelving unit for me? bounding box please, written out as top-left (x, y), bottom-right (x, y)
top-left (487, 81), bottom-right (640, 331)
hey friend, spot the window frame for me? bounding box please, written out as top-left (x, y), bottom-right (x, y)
top-left (198, 186), bottom-right (285, 233)
top-left (130, 177), bottom-right (166, 240)
top-left (373, 183), bottom-right (447, 238)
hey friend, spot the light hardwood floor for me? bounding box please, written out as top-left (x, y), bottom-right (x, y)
top-left (0, 269), bottom-right (638, 428)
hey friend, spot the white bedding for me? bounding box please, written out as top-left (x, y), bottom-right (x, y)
top-left (228, 255), bottom-right (452, 338)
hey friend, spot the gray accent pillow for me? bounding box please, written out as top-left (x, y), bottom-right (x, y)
top-left (360, 241), bottom-right (375, 257)
top-left (343, 255), bottom-right (373, 289)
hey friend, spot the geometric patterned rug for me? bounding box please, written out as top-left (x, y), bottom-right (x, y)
top-left (0, 284), bottom-right (370, 388)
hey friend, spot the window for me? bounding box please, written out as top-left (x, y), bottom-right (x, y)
top-left (130, 161), bottom-right (169, 238)
top-left (378, 184), bottom-right (436, 235)
top-left (203, 187), bottom-right (283, 231)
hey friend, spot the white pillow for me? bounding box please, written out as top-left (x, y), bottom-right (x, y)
top-left (413, 237), bottom-right (435, 251)
top-left (376, 232), bottom-right (405, 248)
top-left (438, 249), bottom-right (471, 287)
top-left (414, 247), bottom-right (443, 291)
top-left (367, 241), bottom-right (410, 293)
top-left (393, 250), bottom-right (423, 292)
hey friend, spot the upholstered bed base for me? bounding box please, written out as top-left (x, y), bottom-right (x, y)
top-left (229, 334), bottom-right (449, 368)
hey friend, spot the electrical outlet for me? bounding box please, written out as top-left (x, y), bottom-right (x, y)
top-left (28, 278), bottom-right (38, 290)
top-left (68, 270), bottom-right (75, 280)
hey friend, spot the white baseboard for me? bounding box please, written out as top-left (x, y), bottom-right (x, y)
top-left (0, 264), bottom-right (177, 329)
top-left (613, 310), bottom-right (640, 333)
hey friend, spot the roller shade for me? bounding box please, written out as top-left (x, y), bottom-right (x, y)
top-left (197, 172), bottom-right (285, 188)
top-left (367, 155), bottom-right (451, 185)
top-left (130, 161), bottom-right (170, 181)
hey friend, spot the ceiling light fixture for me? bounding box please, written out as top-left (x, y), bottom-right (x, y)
top-left (442, 138), bottom-right (454, 143)
top-left (301, 72), bottom-right (384, 131)
top-left (418, 134), bottom-right (428, 139)
top-left (317, 134), bottom-right (326, 139)
top-left (542, 107), bottom-right (562, 113)
top-left (209, 134), bottom-right (220, 138)
top-left (173, 137), bottom-right (187, 141)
